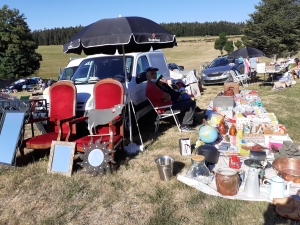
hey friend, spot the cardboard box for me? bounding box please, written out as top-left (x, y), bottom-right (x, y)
top-left (179, 138), bottom-right (191, 156)
top-left (213, 96), bottom-right (234, 108)
top-left (224, 82), bottom-right (239, 95)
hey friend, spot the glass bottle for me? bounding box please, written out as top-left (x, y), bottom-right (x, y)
top-left (186, 155), bottom-right (211, 184)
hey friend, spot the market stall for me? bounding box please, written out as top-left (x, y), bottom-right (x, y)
top-left (177, 87), bottom-right (300, 220)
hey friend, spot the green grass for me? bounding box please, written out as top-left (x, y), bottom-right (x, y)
top-left (2, 43), bottom-right (300, 224)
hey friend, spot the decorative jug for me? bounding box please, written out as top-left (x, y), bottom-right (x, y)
top-left (215, 168), bottom-right (240, 196)
top-left (218, 117), bottom-right (227, 135)
top-left (263, 175), bottom-right (292, 200)
top-left (243, 168), bottom-right (260, 198)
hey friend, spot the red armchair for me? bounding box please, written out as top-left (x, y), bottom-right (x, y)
top-left (20, 80), bottom-right (79, 158)
top-left (66, 78), bottom-right (125, 153)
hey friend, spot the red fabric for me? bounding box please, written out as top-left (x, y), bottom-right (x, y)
top-left (75, 135), bottom-right (122, 152)
top-left (146, 82), bottom-right (171, 113)
top-left (93, 80), bottom-right (123, 135)
top-left (94, 83), bottom-right (122, 109)
top-left (49, 84), bottom-right (75, 133)
top-left (25, 132), bottom-right (68, 147)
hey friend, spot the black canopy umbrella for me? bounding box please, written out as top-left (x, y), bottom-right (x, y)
top-left (228, 47), bottom-right (265, 59)
top-left (63, 16), bottom-right (176, 55)
top-left (63, 16), bottom-right (177, 154)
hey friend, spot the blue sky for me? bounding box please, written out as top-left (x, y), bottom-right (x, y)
top-left (1, 0), bottom-right (261, 31)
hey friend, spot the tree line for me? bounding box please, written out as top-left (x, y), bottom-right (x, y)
top-left (1, 0), bottom-right (300, 79)
top-left (31, 21), bottom-right (244, 46)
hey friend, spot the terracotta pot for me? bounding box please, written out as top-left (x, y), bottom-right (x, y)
top-left (215, 168), bottom-right (239, 196)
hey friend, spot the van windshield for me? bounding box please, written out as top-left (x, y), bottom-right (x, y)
top-left (71, 56), bottom-right (133, 84)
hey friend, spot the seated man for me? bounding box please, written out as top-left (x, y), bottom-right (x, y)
top-left (145, 67), bottom-right (196, 132)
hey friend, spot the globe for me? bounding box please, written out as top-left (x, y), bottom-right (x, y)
top-left (198, 124), bottom-right (218, 144)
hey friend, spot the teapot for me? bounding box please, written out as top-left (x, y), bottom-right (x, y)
top-left (263, 175), bottom-right (292, 200)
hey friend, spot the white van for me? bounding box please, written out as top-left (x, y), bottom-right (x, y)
top-left (59, 58), bottom-right (85, 80)
top-left (66, 50), bottom-right (170, 128)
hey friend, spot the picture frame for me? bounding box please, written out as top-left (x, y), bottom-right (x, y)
top-left (0, 111), bottom-right (26, 166)
top-left (190, 82), bottom-right (201, 97)
top-left (47, 141), bottom-right (76, 177)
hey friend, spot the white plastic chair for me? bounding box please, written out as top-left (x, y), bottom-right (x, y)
top-left (147, 98), bottom-right (181, 132)
top-left (230, 70), bottom-right (249, 87)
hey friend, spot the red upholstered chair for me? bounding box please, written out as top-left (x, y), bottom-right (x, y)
top-left (19, 81), bottom-right (78, 158)
top-left (66, 78), bottom-right (125, 153)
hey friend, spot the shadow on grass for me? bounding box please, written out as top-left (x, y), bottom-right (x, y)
top-left (263, 203), bottom-right (296, 225)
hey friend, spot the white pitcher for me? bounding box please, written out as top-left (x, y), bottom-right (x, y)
top-left (263, 175), bottom-right (292, 200)
top-left (243, 168), bottom-right (260, 198)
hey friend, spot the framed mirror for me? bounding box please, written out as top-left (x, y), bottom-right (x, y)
top-left (0, 111), bottom-right (25, 166)
top-left (47, 141), bottom-right (76, 177)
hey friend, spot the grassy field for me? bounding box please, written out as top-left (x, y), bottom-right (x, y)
top-left (1, 38), bottom-right (300, 224)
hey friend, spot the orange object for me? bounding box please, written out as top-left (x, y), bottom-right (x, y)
top-left (218, 117), bottom-right (227, 135)
top-left (229, 155), bottom-right (241, 169)
top-left (229, 124), bottom-right (237, 136)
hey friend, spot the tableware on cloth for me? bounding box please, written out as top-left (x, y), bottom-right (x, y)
top-left (243, 168), bottom-right (260, 198)
top-left (215, 168), bottom-right (240, 196)
top-left (263, 175), bottom-right (292, 200)
top-left (155, 156), bottom-right (174, 181)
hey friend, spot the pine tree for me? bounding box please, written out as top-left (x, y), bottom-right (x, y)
top-left (0, 5), bottom-right (42, 78)
top-left (243, 0), bottom-right (300, 57)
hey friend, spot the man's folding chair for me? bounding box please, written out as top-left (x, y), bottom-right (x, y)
top-left (230, 70), bottom-right (249, 87)
top-left (147, 98), bottom-right (181, 132)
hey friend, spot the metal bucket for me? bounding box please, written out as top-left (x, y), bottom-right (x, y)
top-left (155, 156), bottom-right (174, 181)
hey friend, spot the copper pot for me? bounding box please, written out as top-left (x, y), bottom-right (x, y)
top-left (272, 158), bottom-right (300, 183)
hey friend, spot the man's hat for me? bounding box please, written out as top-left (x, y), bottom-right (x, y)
top-left (145, 67), bottom-right (159, 72)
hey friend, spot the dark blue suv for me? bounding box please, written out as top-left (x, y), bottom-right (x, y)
top-left (201, 56), bottom-right (245, 85)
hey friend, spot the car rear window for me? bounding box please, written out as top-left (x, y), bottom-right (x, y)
top-left (208, 57), bottom-right (229, 68)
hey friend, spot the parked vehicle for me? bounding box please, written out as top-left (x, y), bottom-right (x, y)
top-left (50, 50), bottom-right (170, 129)
top-left (8, 78), bottom-right (38, 91)
top-left (168, 63), bottom-right (184, 71)
top-left (59, 58), bottom-right (85, 80)
top-left (201, 56), bottom-right (245, 85)
top-left (8, 79), bottom-right (27, 91)
top-left (22, 78), bottom-right (39, 91)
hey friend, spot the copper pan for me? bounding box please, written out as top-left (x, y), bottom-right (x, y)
top-left (272, 158), bottom-right (300, 183)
